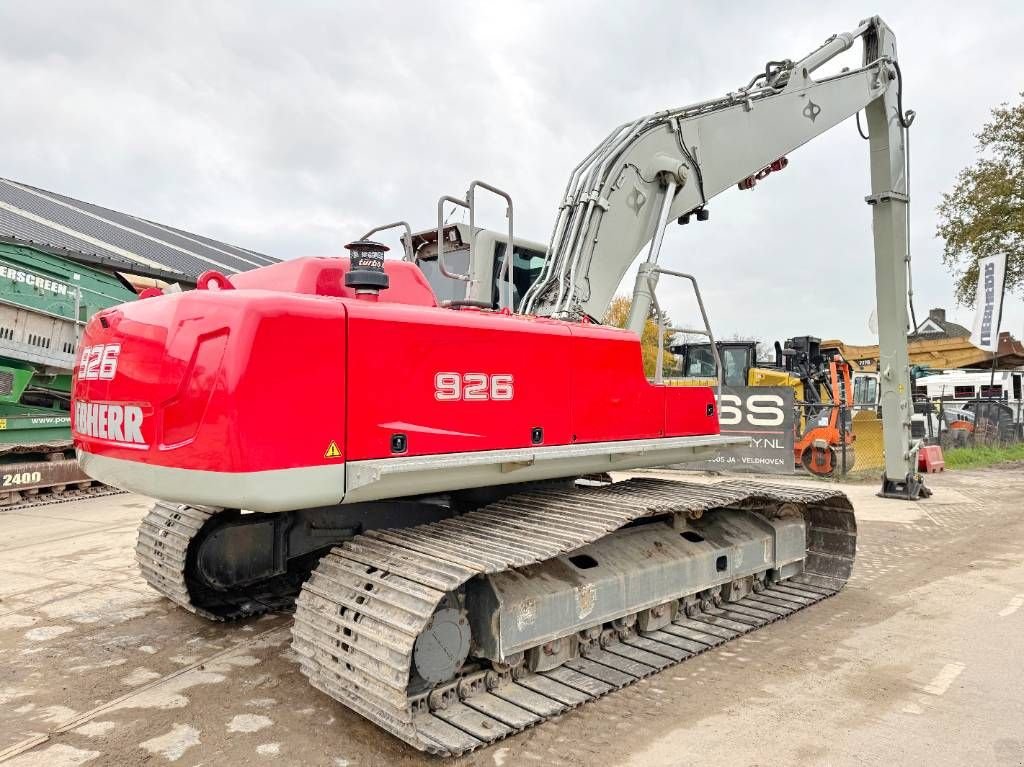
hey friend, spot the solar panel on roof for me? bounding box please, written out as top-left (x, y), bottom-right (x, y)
top-left (0, 177), bottom-right (277, 281)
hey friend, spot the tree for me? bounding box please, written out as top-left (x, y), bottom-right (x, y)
top-left (937, 92), bottom-right (1024, 305)
top-left (604, 295), bottom-right (676, 378)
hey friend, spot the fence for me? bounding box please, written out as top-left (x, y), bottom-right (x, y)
top-left (931, 397), bottom-right (1024, 449)
top-left (792, 396), bottom-right (1024, 479)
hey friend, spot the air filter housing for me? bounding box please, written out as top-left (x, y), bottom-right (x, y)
top-left (344, 240), bottom-right (389, 293)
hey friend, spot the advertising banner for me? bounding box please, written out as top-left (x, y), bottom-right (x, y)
top-left (686, 385), bottom-right (795, 474)
top-left (970, 254), bottom-right (1006, 352)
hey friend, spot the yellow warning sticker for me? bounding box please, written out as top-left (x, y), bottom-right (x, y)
top-left (324, 440), bottom-right (342, 459)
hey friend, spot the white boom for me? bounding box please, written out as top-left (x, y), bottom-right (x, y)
top-left (518, 15), bottom-right (927, 499)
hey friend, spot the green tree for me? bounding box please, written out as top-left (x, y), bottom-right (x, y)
top-left (937, 92), bottom-right (1024, 304)
top-left (604, 295), bottom-right (676, 378)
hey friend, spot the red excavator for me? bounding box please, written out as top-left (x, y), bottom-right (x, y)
top-left (73, 17), bottom-right (927, 756)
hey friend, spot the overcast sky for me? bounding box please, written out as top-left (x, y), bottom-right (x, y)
top-left (0, 1), bottom-right (1021, 345)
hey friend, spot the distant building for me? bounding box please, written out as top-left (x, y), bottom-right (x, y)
top-left (907, 307), bottom-right (970, 342)
top-left (825, 306), bottom-right (1024, 373)
top-left (0, 176), bottom-right (276, 285)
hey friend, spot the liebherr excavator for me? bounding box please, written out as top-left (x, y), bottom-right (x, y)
top-left (72, 17), bottom-right (928, 756)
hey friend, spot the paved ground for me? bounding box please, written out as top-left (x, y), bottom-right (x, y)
top-left (0, 468), bottom-right (1022, 766)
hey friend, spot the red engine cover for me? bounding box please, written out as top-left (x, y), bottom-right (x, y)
top-left (73, 258), bottom-right (719, 509)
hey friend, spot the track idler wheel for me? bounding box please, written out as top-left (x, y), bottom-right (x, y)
top-left (413, 607), bottom-right (472, 685)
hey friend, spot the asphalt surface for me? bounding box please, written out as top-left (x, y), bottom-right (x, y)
top-left (0, 467), bottom-right (1022, 766)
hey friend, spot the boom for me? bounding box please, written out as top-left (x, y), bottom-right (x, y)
top-left (520, 15), bottom-right (926, 499)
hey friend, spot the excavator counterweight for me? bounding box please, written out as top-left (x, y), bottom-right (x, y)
top-left (73, 15), bottom-right (923, 755)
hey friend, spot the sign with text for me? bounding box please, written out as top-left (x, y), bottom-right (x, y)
top-left (686, 385), bottom-right (795, 474)
top-left (970, 253), bottom-right (1006, 352)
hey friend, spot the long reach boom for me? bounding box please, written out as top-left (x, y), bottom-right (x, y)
top-left (520, 15), bottom-right (925, 498)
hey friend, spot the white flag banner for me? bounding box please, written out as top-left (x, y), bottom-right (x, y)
top-left (970, 254), bottom-right (1006, 352)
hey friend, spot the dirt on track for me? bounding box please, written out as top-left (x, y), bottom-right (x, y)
top-left (1, 468), bottom-right (1022, 766)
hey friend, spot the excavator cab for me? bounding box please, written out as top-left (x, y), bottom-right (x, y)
top-left (403, 224), bottom-right (548, 311)
top-left (407, 224), bottom-right (548, 311)
top-left (670, 340), bottom-right (758, 387)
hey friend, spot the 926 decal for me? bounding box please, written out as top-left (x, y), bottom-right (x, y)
top-left (77, 344), bottom-right (121, 381)
top-left (434, 372), bottom-right (514, 401)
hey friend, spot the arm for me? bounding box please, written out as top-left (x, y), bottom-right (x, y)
top-left (522, 16), bottom-right (923, 496)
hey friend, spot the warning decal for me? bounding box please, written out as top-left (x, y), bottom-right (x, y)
top-left (324, 440), bottom-right (342, 459)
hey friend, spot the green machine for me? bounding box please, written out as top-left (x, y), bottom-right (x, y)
top-left (0, 239), bottom-right (139, 502)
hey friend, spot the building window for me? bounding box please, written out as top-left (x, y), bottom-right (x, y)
top-left (979, 385), bottom-right (1002, 398)
top-left (953, 385), bottom-right (976, 399)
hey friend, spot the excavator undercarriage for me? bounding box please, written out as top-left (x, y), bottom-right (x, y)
top-left (138, 477), bottom-right (855, 756)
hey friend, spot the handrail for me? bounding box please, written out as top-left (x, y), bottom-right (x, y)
top-left (434, 181), bottom-right (517, 310)
top-left (645, 265), bottom-right (721, 400)
top-left (467, 180), bottom-right (515, 311)
top-left (360, 221), bottom-right (414, 261)
top-left (436, 195), bottom-right (472, 286)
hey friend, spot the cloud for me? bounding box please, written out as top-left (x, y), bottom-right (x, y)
top-left (0, 0), bottom-right (1021, 344)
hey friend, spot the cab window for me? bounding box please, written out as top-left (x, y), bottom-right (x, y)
top-left (853, 376), bottom-right (878, 407)
top-left (416, 249), bottom-right (471, 304)
top-left (685, 347), bottom-right (716, 378)
top-left (492, 243), bottom-right (546, 310)
top-left (720, 347), bottom-right (749, 387)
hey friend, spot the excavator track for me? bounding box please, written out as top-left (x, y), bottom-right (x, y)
top-left (0, 484), bottom-right (123, 512)
top-left (0, 440), bottom-right (101, 506)
top-left (292, 477), bottom-right (855, 756)
top-left (135, 501), bottom-right (300, 621)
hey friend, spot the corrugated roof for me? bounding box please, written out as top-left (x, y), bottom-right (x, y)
top-left (0, 177), bottom-right (276, 280)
